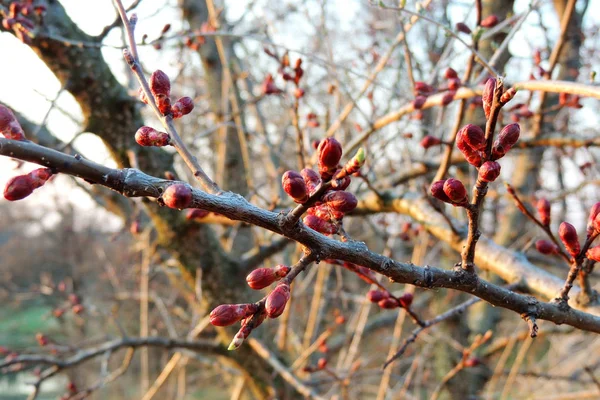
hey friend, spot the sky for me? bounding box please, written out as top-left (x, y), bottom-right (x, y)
top-left (0, 0), bottom-right (598, 231)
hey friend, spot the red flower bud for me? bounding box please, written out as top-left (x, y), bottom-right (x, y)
top-left (0, 104), bottom-right (26, 141)
top-left (36, 333), bottom-right (49, 347)
top-left (586, 246), bottom-right (600, 262)
top-left (587, 203), bottom-right (600, 235)
top-left (536, 240), bottom-right (558, 255)
top-left (367, 290), bottom-right (388, 303)
top-left (246, 265), bottom-right (289, 290)
top-left (265, 283), bottom-right (291, 318)
top-left (536, 198), bottom-right (551, 226)
top-left (478, 161), bottom-right (501, 182)
top-left (447, 78), bottom-right (461, 91)
top-left (282, 171), bottom-right (309, 203)
top-left (155, 94), bottom-right (172, 115)
top-left (378, 298), bottom-right (400, 309)
top-left (414, 81), bottom-right (434, 95)
top-left (443, 178), bottom-right (468, 203)
top-left (420, 135), bottom-right (442, 149)
top-left (457, 124), bottom-right (486, 163)
top-left (317, 138), bottom-right (343, 169)
top-left (500, 87), bottom-right (517, 104)
top-left (441, 90), bottom-right (456, 106)
top-left (303, 214), bottom-right (338, 235)
top-left (135, 126), bottom-right (170, 147)
top-left (399, 292), bottom-right (413, 308)
top-left (150, 70), bottom-right (171, 97)
top-left (412, 95), bottom-right (427, 109)
top-left (492, 123), bottom-right (520, 159)
top-left (464, 357), bottom-right (481, 367)
top-left (4, 168), bottom-right (53, 201)
top-left (444, 68), bottom-right (458, 79)
top-left (186, 209), bottom-right (210, 220)
top-left (322, 191), bottom-right (357, 213)
top-left (301, 168), bottom-right (321, 193)
top-left (456, 22), bottom-right (472, 34)
top-left (209, 304), bottom-right (258, 326)
top-left (171, 96), bottom-right (194, 119)
top-left (317, 358), bottom-right (328, 369)
top-left (559, 222), bottom-right (580, 257)
top-left (481, 15), bottom-right (499, 28)
top-left (482, 78), bottom-right (496, 118)
top-left (162, 184), bottom-right (193, 209)
top-left (430, 180), bottom-right (452, 203)
top-left (261, 74), bottom-right (283, 95)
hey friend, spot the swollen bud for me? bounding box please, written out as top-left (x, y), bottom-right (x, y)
top-left (536, 198), bottom-right (551, 226)
top-left (378, 298), bottom-right (400, 309)
top-left (500, 87), bottom-right (517, 104)
top-left (317, 137), bottom-right (343, 170)
top-left (482, 78), bottom-right (496, 118)
top-left (303, 214), bottom-right (338, 235)
top-left (4, 168), bottom-right (53, 201)
top-left (492, 123), bottom-right (520, 160)
top-left (162, 184), bottom-right (193, 209)
top-left (366, 290), bottom-right (388, 303)
top-left (135, 126), bottom-right (170, 147)
top-left (586, 202), bottom-right (600, 236)
top-left (322, 191), bottom-right (358, 213)
top-left (430, 180), bottom-right (451, 203)
top-left (559, 222), bottom-right (580, 257)
top-left (443, 178), bottom-right (468, 203)
top-left (265, 283), bottom-right (291, 318)
top-left (246, 265), bottom-right (290, 290)
top-left (481, 15), bottom-right (499, 28)
top-left (586, 246), bottom-right (600, 262)
top-left (478, 161), bottom-right (501, 182)
top-left (444, 68), bottom-right (458, 79)
top-left (535, 240), bottom-right (558, 255)
top-left (456, 124), bottom-right (485, 167)
top-left (0, 104), bottom-right (26, 141)
top-left (456, 22), bottom-right (472, 34)
top-left (412, 95), bottom-right (427, 110)
top-left (171, 97), bottom-right (194, 119)
top-left (209, 304), bottom-right (258, 326)
top-left (149, 70), bottom-right (171, 97)
top-left (399, 292), bottom-right (413, 308)
top-left (301, 168), bottom-right (321, 194)
top-left (282, 171), bottom-right (309, 203)
top-left (420, 135), bottom-right (442, 149)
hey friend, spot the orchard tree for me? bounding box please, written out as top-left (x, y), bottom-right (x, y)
top-left (1, 0), bottom-right (600, 399)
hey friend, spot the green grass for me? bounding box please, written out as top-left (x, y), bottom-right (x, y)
top-left (0, 305), bottom-right (59, 348)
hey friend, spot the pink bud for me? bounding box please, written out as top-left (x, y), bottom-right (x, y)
top-left (301, 168), bottom-right (321, 194)
top-left (482, 78), bottom-right (496, 118)
top-left (265, 283), bottom-right (291, 318)
top-left (247, 265), bottom-right (292, 290)
top-left (443, 178), bottom-right (468, 203)
top-left (282, 171), bottom-right (309, 203)
top-left (322, 191), bottom-right (357, 213)
top-left (367, 290), bottom-right (388, 303)
top-left (535, 240), bottom-right (558, 255)
top-left (456, 22), bottom-right (472, 34)
top-left (536, 198), bottom-right (551, 226)
top-left (317, 138), bottom-right (343, 170)
top-left (135, 126), bottom-right (170, 147)
top-left (481, 15), bottom-right (499, 28)
top-left (430, 180), bottom-right (452, 203)
top-left (492, 123), bottom-right (520, 159)
top-left (378, 298), bottom-right (400, 309)
top-left (150, 70), bottom-right (171, 97)
top-left (444, 68), bottom-right (458, 79)
top-left (587, 202), bottom-right (600, 235)
top-left (0, 104), bottom-right (26, 141)
top-left (4, 168), bottom-right (53, 201)
top-left (420, 135), bottom-right (442, 149)
top-left (478, 161), bottom-right (501, 182)
top-left (303, 214), bottom-right (338, 235)
top-left (399, 292), bottom-right (413, 308)
top-left (162, 184), bottom-right (193, 209)
top-left (171, 97), bottom-right (194, 118)
top-left (209, 304), bottom-right (258, 326)
top-left (586, 246), bottom-right (600, 262)
top-left (186, 209), bottom-right (210, 220)
top-left (441, 90), bottom-right (456, 106)
top-left (559, 222), bottom-right (580, 257)
top-left (412, 95), bottom-right (427, 110)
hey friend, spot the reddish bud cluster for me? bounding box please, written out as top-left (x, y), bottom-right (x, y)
top-left (282, 170), bottom-right (309, 203)
top-left (0, 105), bottom-right (26, 141)
top-left (161, 184), bottom-right (193, 209)
top-left (135, 126), bottom-right (170, 147)
top-left (366, 290), bottom-right (413, 310)
top-left (135, 70), bottom-right (195, 120)
top-left (559, 222), bottom-right (580, 257)
top-left (184, 21), bottom-right (215, 51)
top-left (4, 168), bottom-right (53, 201)
top-left (246, 265), bottom-right (290, 290)
top-left (431, 178), bottom-right (468, 206)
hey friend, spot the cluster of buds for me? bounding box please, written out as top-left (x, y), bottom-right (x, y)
top-left (430, 178), bottom-right (468, 206)
top-left (1, 1), bottom-right (45, 45)
top-left (52, 291), bottom-right (85, 318)
top-left (412, 69), bottom-right (458, 112)
top-left (0, 104), bottom-right (27, 141)
top-left (139, 70), bottom-right (194, 119)
top-left (160, 183), bottom-right (193, 210)
top-left (4, 168), bottom-right (53, 201)
top-left (135, 126), bottom-right (170, 147)
top-left (143, 23), bottom-right (171, 51)
top-left (366, 289), bottom-right (413, 310)
top-left (183, 21), bottom-right (215, 51)
top-left (282, 138), bottom-right (365, 235)
top-left (262, 49), bottom-right (305, 98)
